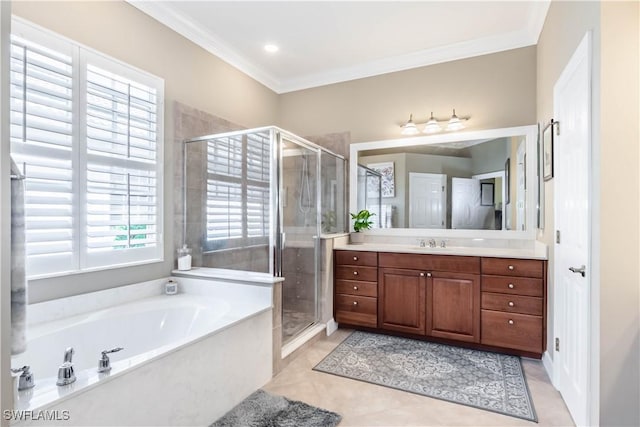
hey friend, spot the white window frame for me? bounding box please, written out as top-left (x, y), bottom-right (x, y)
top-left (11, 17), bottom-right (164, 279)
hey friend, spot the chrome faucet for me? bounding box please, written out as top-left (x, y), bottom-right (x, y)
top-left (418, 239), bottom-right (427, 248)
top-left (98, 347), bottom-right (124, 373)
top-left (56, 347), bottom-right (76, 386)
top-left (428, 238), bottom-right (437, 248)
top-left (11, 366), bottom-right (35, 391)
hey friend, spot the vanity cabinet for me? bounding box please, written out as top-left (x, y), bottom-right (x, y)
top-left (480, 258), bottom-right (545, 354)
top-left (334, 249), bottom-right (547, 358)
top-left (334, 250), bottom-right (378, 328)
top-left (377, 253), bottom-right (481, 341)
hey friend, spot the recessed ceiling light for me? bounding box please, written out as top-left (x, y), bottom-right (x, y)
top-left (264, 44), bottom-right (279, 53)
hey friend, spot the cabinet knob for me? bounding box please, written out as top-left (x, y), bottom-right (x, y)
top-left (427, 272), bottom-right (432, 277)
top-left (508, 319), bottom-right (514, 325)
top-left (353, 301), bottom-right (358, 306)
top-left (353, 256), bottom-right (358, 261)
top-left (508, 283), bottom-right (515, 289)
top-left (419, 272), bottom-right (425, 277)
top-left (508, 301), bottom-right (515, 307)
top-left (353, 286), bottom-right (358, 290)
top-left (508, 265), bottom-right (515, 270)
top-left (353, 271), bottom-right (358, 276)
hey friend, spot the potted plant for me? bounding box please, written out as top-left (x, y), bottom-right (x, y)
top-left (350, 209), bottom-right (375, 243)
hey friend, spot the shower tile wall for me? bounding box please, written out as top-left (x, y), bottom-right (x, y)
top-left (173, 102), bottom-right (269, 272)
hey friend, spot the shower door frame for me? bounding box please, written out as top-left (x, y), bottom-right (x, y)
top-left (274, 130), bottom-right (322, 343)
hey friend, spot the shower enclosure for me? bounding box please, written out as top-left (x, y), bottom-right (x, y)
top-left (182, 127), bottom-right (346, 345)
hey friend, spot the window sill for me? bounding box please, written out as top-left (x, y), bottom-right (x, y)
top-left (27, 258), bottom-right (165, 281)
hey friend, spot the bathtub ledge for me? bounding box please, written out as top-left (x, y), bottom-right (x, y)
top-left (172, 267), bottom-right (283, 286)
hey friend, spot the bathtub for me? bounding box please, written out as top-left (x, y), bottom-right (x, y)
top-left (10, 275), bottom-right (274, 426)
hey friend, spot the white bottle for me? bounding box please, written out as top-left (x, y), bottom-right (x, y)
top-left (177, 244), bottom-right (192, 271)
top-left (165, 279), bottom-right (178, 295)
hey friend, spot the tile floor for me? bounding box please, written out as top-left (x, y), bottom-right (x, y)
top-left (263, 329), bottom-right (575, 427)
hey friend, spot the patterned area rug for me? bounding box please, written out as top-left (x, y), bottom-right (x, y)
top-left (314, 331), bottom-right (537, 422)
top-left (211, 389), bottom-right (341, 427)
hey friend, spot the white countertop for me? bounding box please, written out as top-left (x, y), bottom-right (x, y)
top-left (172, 267), bottom-right (284, 285)
top-left (334, 242), bottom-right (547, 260)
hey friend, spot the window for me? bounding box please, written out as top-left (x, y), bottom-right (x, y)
top-left (205, 132), bottom-right (270, 251)
top-left (10, 19), bottom-right (164, 278)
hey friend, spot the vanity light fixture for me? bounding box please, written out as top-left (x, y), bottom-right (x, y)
top-left (446, 109), bottom-right (465, 132)
top-left (400, 114), bottom-right (420, 136)
top-left (399, 109), bottom-right (470, 135)
top-left (423, 112), bottom-right (442, 134)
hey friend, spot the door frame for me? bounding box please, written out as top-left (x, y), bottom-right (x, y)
top-left (551, 31), bottom-right (595, 426)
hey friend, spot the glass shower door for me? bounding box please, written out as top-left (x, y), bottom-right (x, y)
top-left (279, 135), bottom-right (320, 344)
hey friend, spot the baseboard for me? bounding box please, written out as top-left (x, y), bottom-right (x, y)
top-left (326, 318), bottom-right (338, 336)
top-left (542, 350), bottom-right (556, 387)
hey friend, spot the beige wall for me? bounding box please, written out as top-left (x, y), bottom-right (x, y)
top-left (538, 1), bottom-right (640, 425)
top-left (279, 46), bottom-right (537, 143)
top-left (599, 1), bottom-right (639, 425)
top-left (11, 1), bottom-right (279, 302)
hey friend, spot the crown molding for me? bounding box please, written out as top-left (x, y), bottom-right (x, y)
top-left (127, 1), bottom-right (282, 92)
top-left (128, 1), bottom-right (550, 94)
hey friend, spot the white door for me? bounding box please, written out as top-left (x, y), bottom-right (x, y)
top-left (451, 177), bottom-right (479, 229)
top-left (553, 32), bottom-right (591, 427)
top-left (409, 173), bottom-right (446, 228)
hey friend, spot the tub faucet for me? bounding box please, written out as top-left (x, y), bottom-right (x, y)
top-left (98, 347), bottom-right (124, 373)
top-left (11, 366), bottom-right (35, 391)
top-left (56, 347), bottom-right (76, 386)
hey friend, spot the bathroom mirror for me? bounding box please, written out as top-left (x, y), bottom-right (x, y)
top-left (349, 125), bottom-right (538, 238)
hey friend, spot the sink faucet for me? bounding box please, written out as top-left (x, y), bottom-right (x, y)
top-left (56, 347), bottom-right (76, 386)
top-left (428, 238), bottom-right (437, 248)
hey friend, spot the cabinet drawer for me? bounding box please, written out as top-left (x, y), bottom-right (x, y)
top-left (481, 292), bottom-right (543, 316)
top-left (482, 275), bottom-right (543, 297)
top-left (336, 294), bottom-right (377, 315)
top-left (336, 279), bottom-right (378, 297)
top-left (481, 258), bottom-right (544, 278)
top-left (379, 253), bottom-right (480, 274)
top-left (481, 310), bottom-right (542, 354)
top-left (335, 250), bottom-right (378, 267)
top-left (336, 294), bottom-right (378, 328)
top-left (336, 265), bottom-right (378, 282)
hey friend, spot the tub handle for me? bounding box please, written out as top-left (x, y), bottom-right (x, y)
top-left (98, 347), bottom-right (124, 374)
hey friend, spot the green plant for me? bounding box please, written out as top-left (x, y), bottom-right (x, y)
top-left (350, 209), bottom-right (375, 232)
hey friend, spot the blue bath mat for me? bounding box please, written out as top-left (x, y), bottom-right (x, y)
top-left (314, 331), bottom-right (537, 422)
top-left (211, 389), bottom-right (341, 427)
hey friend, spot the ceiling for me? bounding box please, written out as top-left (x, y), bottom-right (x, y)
top-left (129, 1), bottom-right (550, 94)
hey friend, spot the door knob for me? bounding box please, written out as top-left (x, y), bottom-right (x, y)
top-left (568, 265), bottom-right (586, 277)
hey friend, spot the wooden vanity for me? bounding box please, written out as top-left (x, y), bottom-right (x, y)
top-left (334, 249), bottom-right (547, 358)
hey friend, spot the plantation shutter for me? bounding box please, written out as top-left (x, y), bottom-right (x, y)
top-left (84, 58), bottom-right (161, 268)
top-left (205, 133), bottom-right (270, 250)
top-left (9, 34), bottom-right (76, 276)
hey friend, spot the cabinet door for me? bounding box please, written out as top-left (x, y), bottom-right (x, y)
top-left (379, 268), bottom-right (426, 335)
top-left (427, 272), bottom-right (480, 343)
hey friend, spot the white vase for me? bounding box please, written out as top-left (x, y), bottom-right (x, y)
top-left (350, 232), bottom-right (366, 244)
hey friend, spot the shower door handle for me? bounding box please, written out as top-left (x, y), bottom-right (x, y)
top-left (281, 232), bottom-right (286, 248)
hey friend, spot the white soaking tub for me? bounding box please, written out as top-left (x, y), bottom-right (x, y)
top-left (11, 275), bottom-right (274, 426)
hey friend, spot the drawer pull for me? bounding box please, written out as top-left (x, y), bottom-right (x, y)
top-left (353, 271), bottom-right (358, 276)
top-left (353, 256), bottom-right (358, 261)
top-left (508, 301), bottom-right (515, 307)
top-left (508, 283), bottom-right (515, 289)
top-left (353, 286), bottom-right (358, 290)
top-left (508, 319), bottom-right (514, 325)
top-left (353, 301), bottom-right (358, 306)
top-left (508, 265), bottom-right (515, 270)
